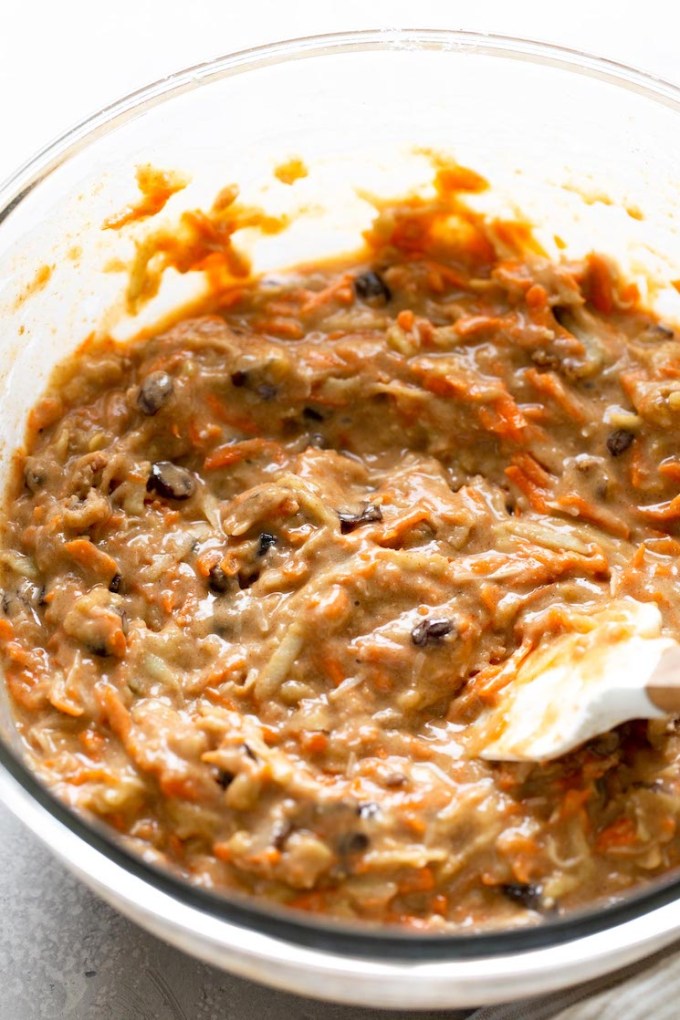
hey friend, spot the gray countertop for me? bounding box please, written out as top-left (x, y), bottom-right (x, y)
top-left (2, 10), bottom-right (680, 1020)
top-left (0, 804), bottom-right (473, 1020)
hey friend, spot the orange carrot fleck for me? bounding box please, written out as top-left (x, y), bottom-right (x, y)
top-left (659, 459), bottom-right (680, 484)
top-left (301, 276), bottom-right (353, 314)
top-left (299, 731), bottom-right (329, 755)
top-left (397, 309), bottom-right (415, 330)
top-left (399, 866), bottom-right (435, 894)
top-left (585, 253), bottom-right (615, 314)
top-left (205, 393), bottom-right (260, 435)
top-left (96, 685), bottom-right (131, 742)
top-left (251, 317), bottom-right (304, 340)
top-left (63, 539), bottom-right (119, 579)
top-left (596, 816), bottom-right (637, 852)
top-left (554, 494), bottom-right (630, 539)
top-left (637, 495), bottom-right (680, 523)
top-left (525, 367), bottom-right (586, 422)
top-left (204, 438), bottom-right (284, 471)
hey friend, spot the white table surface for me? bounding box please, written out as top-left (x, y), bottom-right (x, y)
top-left (1, 2), bottom-right (680, 1017)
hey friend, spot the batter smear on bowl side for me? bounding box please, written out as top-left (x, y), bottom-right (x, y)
top-left (3, 163), bottom-right (680, 930)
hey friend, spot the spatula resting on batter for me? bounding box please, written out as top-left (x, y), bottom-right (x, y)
top-left (470, 598), bottom-right (680, 762)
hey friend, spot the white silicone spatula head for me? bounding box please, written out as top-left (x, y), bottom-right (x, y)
top-left (469, 599), bottom-right (680, 762)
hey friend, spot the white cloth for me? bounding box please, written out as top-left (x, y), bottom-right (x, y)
top-left (470, 941), bottom-right (680, 1020)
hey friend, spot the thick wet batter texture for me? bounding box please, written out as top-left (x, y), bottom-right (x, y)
top-left (3, 178), bottom-right (680, 930)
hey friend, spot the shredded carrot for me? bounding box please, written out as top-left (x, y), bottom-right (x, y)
top-left (213, 841), bottom-right (232, 863)
top-left (159, 774), bottom-right (203, 801)
top-left (205, 393), bottom-right (260, 435)
top-left (27, 397), bottom-right (63, 433)
top-left (371, 670), bottom-right (393, 694)
top-left (79, 728), bottom-right (106, 757)
top-left (65, 766), bottom-right (115, 786)
top-left (513, 451), bottom-right (552, 487)
top-left (288, 891), bottom-right (329, 912)
top-left (48, 690), bottom-right (83, 718)
top-left (492, 220), bottom-right (546, 257)
top-left (96, 685), bottom-right (131, 742)
top-left (63, 538), bottom-right (119, 579)
top-left (525, 283), bottom-right (549, 310)
top-left (203, 438), bottom-right (284, 471)
top-left (644, 536), bottom-right (680, 556)
top-left (554, 494), bottom-right (630, 539)
top-left (301, 276), bottom-right (353, 314)
top-left (167, 834), bottom-right (185, 860)
top-left (398, 866), bottom-right (436, 895)
top-left (298, 731), bottom-right (329, 755)
top-left (525, 367), bottom-right (586, 422)
top-left (431, 894), bottom-right (449, 916)
top-left (479, 394), bottom-right (528, 441)
top-left (479, 583), bottom-right (501, 614)
top-left (505, 461), bottom-right (550, 513)
top-left (596, 816), bottom-right (637, 852)
top-left (629, 438), bottom-right (652, 491)
top-left (320, 652), bottom-right (344, 687)
top-left (422, 260), bottom-right (469, 292)
top-left (637, 495), bottom-right (680, 523)
top-left (658, 459), bottom-right (680, 484)
top-left (187, 418), bottom-right (221, 447)
top-left (251, 317), bottom-right (304, 340)
top-left (559, 787), bottom-right (592, 822)
top-left (454, 315), bottom-right (505, 338)
top-left (586, 252), bottom-right (615, 314)
top-left (375, 509), bottom-right (429, 545)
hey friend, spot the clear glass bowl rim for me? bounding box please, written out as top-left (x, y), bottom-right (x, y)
top-left (2, 28), bottom-right (680, 960)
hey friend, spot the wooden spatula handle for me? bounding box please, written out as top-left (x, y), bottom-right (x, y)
top-left (646, 645), bottom-right (680, 713)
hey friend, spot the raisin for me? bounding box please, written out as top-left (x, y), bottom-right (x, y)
top-left (215, 769), bottom-right (234, 790)
top-left (137, 371), bottom-right (174, 415)
top-left (88, 642), bottom-right (110, 658)
top-left (108, 573), bottom-right (122, 594)
top-left (257, 532), bottom-right (277, 556)
top-left (302, 406), bottom-right (324, 422)
top-left (411, 618), bottom-right (454, 647)
top-left (230, 370), bottom-right (248, 387)
top-left (237, 569), bottom-right (259, 590)
top-left (208, 564), bottom-right (231, 594)
top-left (337, 504), bottom-right (383, 534)
top-left (339, 832), bottom-right (370, 854)
top-left (146, 462), bottom-right (196, 501)
top-left (552, 305), bottom-right (571, 328)
top-left (271, 821), bottom-right (293, 849)
top-left (500, 883), bottom-right (544, 912)
top-left (606, 429), bottom-right (635, 457)
top-left (354, 270), bottom-right (391, 304)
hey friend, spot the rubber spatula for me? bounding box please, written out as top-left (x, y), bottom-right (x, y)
top-left (469, 598), bottom-right (680, 761)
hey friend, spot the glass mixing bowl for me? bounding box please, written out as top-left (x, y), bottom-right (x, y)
top-left (2, 29), bottom-right (680, 1009)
